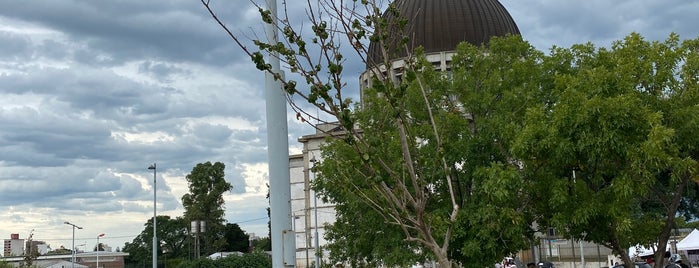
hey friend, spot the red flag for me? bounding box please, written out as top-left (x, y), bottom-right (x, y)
top-left (98, 233), bottom-right (105, 237)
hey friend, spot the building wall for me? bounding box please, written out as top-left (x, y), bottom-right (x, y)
top-left (3, 238), bottom-right (24, 257)
top-left (1, 252), bottom-right (127, 268)
top-left (290, 123), bottom-right (341, 268)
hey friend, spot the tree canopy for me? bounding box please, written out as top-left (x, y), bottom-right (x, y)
top-left (513, 33), bottom-right (699, 268)
top-left (124, 162), bottom-right (249, 267)
top-left (201, 0), bottom-right (699, 266)
top-left (182, 161), bottom-right (233, 256)
top-left (123, 215), bottom-right (188, 266)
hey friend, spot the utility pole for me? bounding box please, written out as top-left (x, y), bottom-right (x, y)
top-left (264, 0), bottom-right (296, 266)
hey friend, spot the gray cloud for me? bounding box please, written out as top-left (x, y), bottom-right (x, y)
top-left (501, 0), bottom-right (699, 50)
top-left (0, 0), bottom-right (258, 67)
top-left (0, 31), bottom-right (32, 60)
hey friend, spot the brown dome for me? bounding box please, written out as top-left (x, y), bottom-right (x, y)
top-left (366, 0), bottom-right (520, 67)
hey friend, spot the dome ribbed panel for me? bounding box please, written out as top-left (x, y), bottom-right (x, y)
top-left (366, 0), bottom-right (520, 67)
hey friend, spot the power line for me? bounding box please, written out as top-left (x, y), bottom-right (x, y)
top-left (30, 218), bottom-right (268, 242)
top-left (232, 217), bottom-right (268, 224)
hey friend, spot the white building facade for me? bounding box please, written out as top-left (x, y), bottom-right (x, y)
top-left (290, 123), bottom-right (341, 268)
top-left (3, 234), bottom-right (24, 257)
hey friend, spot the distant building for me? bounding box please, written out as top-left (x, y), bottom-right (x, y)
top-left (3, 233), bottom-right (24, 257)
top-left (2, 251), bottom-right (128, 268)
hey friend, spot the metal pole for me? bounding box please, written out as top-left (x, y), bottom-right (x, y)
top-left (72, 226), bottom-right (75, 265)
top-left (64, 221), bottom-right (82, 268)
top-left (310, 157), bottom-right (320, 268)
top-left (148, 163), bottom-right (157, 268)
top-left (264, 0), bottom-right (295, 266)
top-left (73, 226), bottom-right (76, 266)
top-left (97, 234), bottom-right (103, 268)
top-left (313, 193), bottom-right (319, 268)
top-left (580, 241), bottom-right (585, 268)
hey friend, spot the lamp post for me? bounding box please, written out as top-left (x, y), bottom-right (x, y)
top-left (148, 163), bottom-right (157, 268)
top-left (96, 233), bottom-right (104, 268)
top-left (64, 221), bottom-right (82, 268)
top-left (310, 156), bottom-right (320, 268)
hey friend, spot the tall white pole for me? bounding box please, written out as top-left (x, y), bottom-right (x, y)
top-left (311, 158), bottom-right (320, 268)
top-left (313, 192), bottom-right (319, 268)
top-left (579, 241), bottom-right (585, 268)
top-left (72, 227), bottom-right (75, 265)
top-left (149, 163), bottom-right (157, 268)
top-left (72, 226), bottom-right (76, 266)
top-left (264, 0), bottom-right (295, 267)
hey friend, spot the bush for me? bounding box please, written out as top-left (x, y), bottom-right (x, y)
top-left (177, 251), bottom-right (271, 268)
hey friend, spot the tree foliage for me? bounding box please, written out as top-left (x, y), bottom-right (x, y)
top-left (123, 215), bottom-right (189, 265)
top-left (513, 33), bottom-right (699, 268)
top-left (201, 0), bottom-right (699, 266)
top-left (178, 251), bottom-right (272, 268)
top-left (313, 35), bottom-right (541, 267)
top-left (203, 0), bottom-right (519, 265)
top-left (222, 223), bottom-right (250, 252)
top-left (182, 161), bottom-right (233, 256)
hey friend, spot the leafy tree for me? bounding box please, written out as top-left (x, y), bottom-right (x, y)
top-left (125, 162), bottom-right (250, 266)
top-left (20, 230), bottom-right (40, 267)
top-left (202, 0), bottom-right (535, 265)
top-left (252, 237), bottom-right (271, 252)
top-left (313, 36), bottom-right (542, 267)
top-left (181, 161), bottom-right (233, 256)
top-left (222, 223), bottom-right (250, 252)
top-left (158, 216), bottom-right (190, 259)
top-left (201, 0), bottom-right (699, 266)
top-left (513, 33), bottom-right (699, 268)
top-left (123, 215), bottom-right (189, 266)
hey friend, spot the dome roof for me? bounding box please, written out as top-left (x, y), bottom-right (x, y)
top-left (366, 0), bottom-right (520, 67)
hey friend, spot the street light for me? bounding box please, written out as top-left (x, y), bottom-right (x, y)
top-left (310, 156), bottom-right (320, 268)
top-left (96, 233), bottom-right (104, 268)
top-left (148, 163), bottom-right (157, 268)
top-left (64, 221), bottom-right (82, 268)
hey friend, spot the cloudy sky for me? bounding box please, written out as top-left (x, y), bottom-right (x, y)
top-left (0, 0), bottom-right (697, 253)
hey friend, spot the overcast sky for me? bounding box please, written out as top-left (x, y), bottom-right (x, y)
top-left (0, 0), bottom-right (697, 253)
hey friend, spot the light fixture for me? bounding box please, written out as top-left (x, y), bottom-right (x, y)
top-left (64, 221), bottom-right (82, 268)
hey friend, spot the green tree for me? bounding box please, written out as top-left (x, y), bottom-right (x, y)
top-left (252, 237), bottom-right (271, 252)
top-left (201, 0), bottom-right (699, 266)
top-left (513, 33), bottom-right (699, 268)
top-left (222, 223), bottom-right (250, 252)
top-left (313, 36), bottom-right (542, 267)
top-left (123, 215), bottom-right (189, 266)
top-left (181, 161), bottom-right (232, 256)
top-left (158, 216), bottom-right (190, 260)
top-left (202, 0), bottom-right (535, 265)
